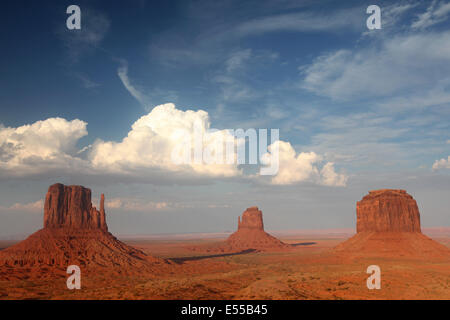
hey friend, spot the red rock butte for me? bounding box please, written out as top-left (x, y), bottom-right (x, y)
top-left (357, 189), bottom-right (421, 233)
top-left (225, 207), bottom-right (290, 251)
top-left (334, 189), bottom-right (450, 260)
top-left (0, 183), bottom-right (167, 278)
top-left (44, 184), bottom-right (107, 230)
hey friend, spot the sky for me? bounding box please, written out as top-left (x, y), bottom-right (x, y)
top-left (0, 0), bottom-right (450, 237)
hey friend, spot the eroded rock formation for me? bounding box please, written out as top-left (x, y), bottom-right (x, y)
top-left (356, 189), bottom-right (421, 233)
top-left (0, 183), bottom-right (167, 277)
top-left (44, 183), bottom-right (107, 230)
top-left (238, 206), bottom-right (264, 231)
top-left (333, 189), bottom-right (450, 260)
top-left (225, 207), bottom-right (290, 251)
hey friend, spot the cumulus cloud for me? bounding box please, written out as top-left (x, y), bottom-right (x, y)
top-left (412, 1), bottom-right (450, 30)
top-left (432, 156), bottom-right (450, 170)
top-left (262, 140), bottom-right (347, 186)
top-left (0, 104), bottom-right (345, 187)
top-left (89, 103), bottom-right (241, 178)
top-left (320, 162), bottom-right (348, 187)
top-left (0, 118), bottom-right (88, 177)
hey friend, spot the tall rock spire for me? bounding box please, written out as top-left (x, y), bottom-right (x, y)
top-left (99, 193), bottom-right (107, 231)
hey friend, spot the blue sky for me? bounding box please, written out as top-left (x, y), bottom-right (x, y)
top-left (0, 0), bottom-right (449, 237)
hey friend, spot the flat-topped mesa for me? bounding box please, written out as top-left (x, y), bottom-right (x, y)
top-left (357, 189), bottom-right (421, 233)
top-left (238, 206), bottom-right (264, 231)
top-left (44, 183), bottom-right (108, 231)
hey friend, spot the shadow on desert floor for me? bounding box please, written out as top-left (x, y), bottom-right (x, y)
top-left (169, 249), bottom-right (257, 264)
top-left (290, 242), bottom-right (317, 247)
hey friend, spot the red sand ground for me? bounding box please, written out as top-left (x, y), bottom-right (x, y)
top-left (0, 234), bottom-right (449, 300)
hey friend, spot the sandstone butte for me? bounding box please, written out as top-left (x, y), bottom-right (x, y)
top-left (0, 183), bottom-right (167, 279)
top-left (334, 189), bottom-right (450, 260)
top-left (224, 206), bottom-right (290, 251)
top-left (44, 184), bottom-right (108, 230)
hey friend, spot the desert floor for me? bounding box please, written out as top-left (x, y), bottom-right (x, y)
top-left (0, 236), bottom-right (449, 300)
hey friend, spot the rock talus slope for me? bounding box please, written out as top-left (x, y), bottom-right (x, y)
top-left (225, 207), bottom-right (290, 251)
top-left (0, 183), bottom-right (167, 278)
top-left (334, 189), bottom-right (450, 260)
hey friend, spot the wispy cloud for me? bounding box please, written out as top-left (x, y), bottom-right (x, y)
top-left (59, 8), bottom-right (110, 63)
top-left (117, 61), bottom-right (148, 106)
top-left (412, 0), bottom-right (450, 29)
top-left (234, 7), bottom-right (363, 37)
top-left (300, 31), bottom-right (450, 101)
top-left (100, 197), bottom-right (170, 212)
top-left (116, 61), bottom-right (180, 111)
top-left (75, 73), bottom-right (101, 89)
top-left (225, 49), bottom-right (252, 73)
top-left (0, 200), bottom-right (43, 213)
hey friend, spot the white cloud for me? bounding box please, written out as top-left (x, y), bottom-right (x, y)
top-left (117, 62), bottom-right (148, 106)
top-left (0, 200), bottom-right (44, 213)
top-left (375, 82), bottom-right (450, 112)
top-left (226, 49), bottom-right (252, 73)
top-left (412, 1), bottom-right (450, 30)
top-left (432, 156), bottom-right (450, 170)
top-left (0, 105), bottom-right (346, 187)
top-left (117, 61), bottom-right (180, 111)
top-left (0, 118), bottom-right (88, 177)
top-left (305, 113), bottom-right (414, 168)
top-left (100, 197), bottom-right (169, 212)
top-left (300, 31), bottom-right (450, 100)
top-left (100, 197), bottom-right (232, 212)
top-left (89, 103), bottom-right (241, 178)
top-left (263, 140), bottom-right (347, 186)
top-left (235, 8), bottom-right (362, 37)
top-left (320, 162), bottom-right (348, 187)
top-left (361, 2), bottom-right (418, 35)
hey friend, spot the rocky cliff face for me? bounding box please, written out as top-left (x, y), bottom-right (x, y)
top-left (43, 183), bottom-right (107, 231)
top-left (356, 189), bottom-right (421, 233)
top-left (238, 206), bottom-right (264, 231)
top-left (333, 189), bottom-right (450, 259)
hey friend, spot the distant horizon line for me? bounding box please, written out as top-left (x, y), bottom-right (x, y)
top-left (2, 226), bottom-right (450, 241)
